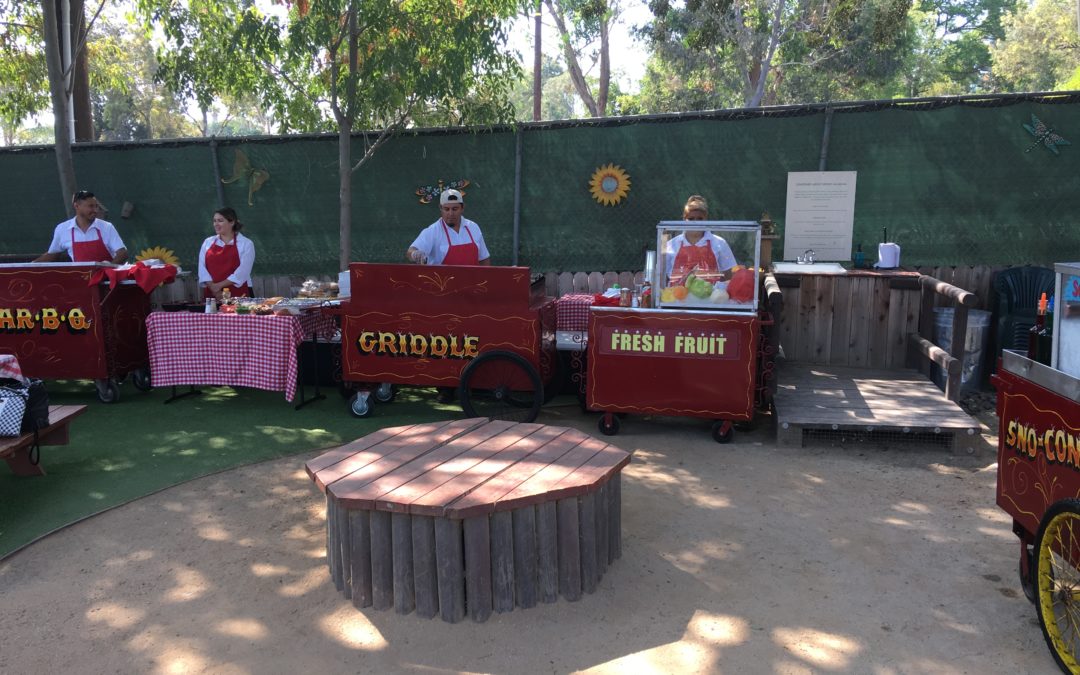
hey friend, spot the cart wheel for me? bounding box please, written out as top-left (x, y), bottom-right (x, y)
top-left (712, 420), bottom-right (734, 444)
top-left (1034, 499), bottom-right (1080, 673)
top-left (349, 391), bottom-right (374, 418)
top-left (598, 413), bottom-right (620, 436)
top-left (132, 368), bottom-right (152, 392)
top-left (458, 351), bottom-right (543, 423)
top-left (1021, 542), bottom-right (1037, 604)
top-left (95, 379), bottom-right (120, 404)
top-left (373, 382), bottom-right (396, 404)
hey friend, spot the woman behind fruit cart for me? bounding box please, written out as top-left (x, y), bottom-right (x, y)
top-left (664, 195), bottom-right (738, 285)
top-left (197, 207), bottom-right (255, 300)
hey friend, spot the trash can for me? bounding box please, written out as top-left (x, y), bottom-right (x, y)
top-left (932, 308), bottom-right (991, 393)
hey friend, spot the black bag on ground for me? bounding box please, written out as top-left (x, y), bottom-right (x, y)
top-left (21, 378), bottom-right (49, 433)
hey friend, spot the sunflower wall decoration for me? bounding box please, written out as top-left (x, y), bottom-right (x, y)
top-left (589, 164), bottom-right (631, 206)
top-left (136, 246), bottom-right (180, 267)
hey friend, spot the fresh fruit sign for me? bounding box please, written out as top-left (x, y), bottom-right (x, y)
top-left (597, 326), bottom-right (740, 359)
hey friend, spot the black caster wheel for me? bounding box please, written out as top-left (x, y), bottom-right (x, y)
top-left (132, 368), bottom-right (152, 392)
top-left (349, 391), bottom-right (374, 418)
top-left (95, 378), bottom-right (120, 404)
top-left (373, 382), bottom-right (396, 403)
top-left (598, 414), bottom-right (620, 436)
top-left (712, 420), bottom-right (733, 444)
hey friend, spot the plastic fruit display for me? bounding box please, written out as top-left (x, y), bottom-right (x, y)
top-left (671, 286), bottom-right (689, 300)
top-left (727, 268), bottom-right (755, 303)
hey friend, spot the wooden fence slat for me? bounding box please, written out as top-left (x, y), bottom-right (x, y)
top-left (847, 277), bottom-right (872, 367)
top-left (434, 517), bottom-right (465, 623)
top-left (513, 507), bottom-right (538, 609)
top-left (573, 272), bottom-right (590, 293)
top-left (829, 277), bottom-right (852, 366)
top-left (867, 277), bottom-right (890, 368)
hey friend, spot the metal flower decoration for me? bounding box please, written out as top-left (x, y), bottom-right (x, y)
top-left (589, 164), bottom-right (631, 206)
top-left (416, 179), bottom-right (470, 204)
top-left (136, 246), bottom-right (180, 267)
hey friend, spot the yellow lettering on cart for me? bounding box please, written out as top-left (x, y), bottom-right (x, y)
top-left (0, 309), bottom-right (14, 331)
top-left (1069, 434), bottom-right (1080, 467)
top-left (409, 334), bottom-right (428, 356)
top-left (1056, 430), bottom-right (1068, 464)
top-left (463, 336), bottom-right (479, 359)
top-left (1016, 424), bottom-right (1030, 456)
top-left (449, 336), bottom-right (465, 358)
top-left (1006, 420), bottom-right (1017, 448)
top-left (66, 308), bottom-right (89, 332)
top-left (378, 332), bottom-right (397, 355)
top-left (1049, 430), bottom-right (1064, 463)
top-left (358, 331), bottom-right (376, 353)
top-left (430, 335), bottom-right (448, 358)
top-left (16, 308), bottom-right (34, 331)
top-left (619, 334), bottom-right (632, 351)
top-left (40, 308), bottom-right (60, 332)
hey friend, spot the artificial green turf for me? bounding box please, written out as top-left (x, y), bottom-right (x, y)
top-left (0, 381), bottom-right (461, 559)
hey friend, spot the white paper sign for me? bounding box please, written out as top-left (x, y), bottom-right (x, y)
top-left (783, 171), bottom-right (857, 261)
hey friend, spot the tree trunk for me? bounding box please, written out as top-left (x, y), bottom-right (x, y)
top-left (42, 0), bottom-right (77, 216)
top-left (544, 0), bottom-right (599, 117)
top-left (597, 15), bottom-right (609, 116)
top-left (533, 0), bottom-right (542, 121)
top-left (71, 0), bottom-right (94, 141)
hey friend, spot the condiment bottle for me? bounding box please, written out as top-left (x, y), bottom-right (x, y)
top-left (854, 243), bottom-right (865, 269)
top-left (1028, 292), bottom-right (1047, 360)
top-left (1036, 295), bottom-right (1054, 366)
top-left (222, 287), bottom-right (232, 304)
top-left (619, 287), bottom-right (632, 307)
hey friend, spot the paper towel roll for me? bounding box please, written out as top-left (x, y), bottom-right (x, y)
top-left (877, 243), bottom-right (900, 268)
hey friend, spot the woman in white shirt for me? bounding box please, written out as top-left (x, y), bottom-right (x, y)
top-left (665, 195), bottom-right (737, 285)
top-left (197, 207), bottom-right (255, 299)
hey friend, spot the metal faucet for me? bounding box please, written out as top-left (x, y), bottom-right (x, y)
top-left (796, 249), bottom-right (816, 264)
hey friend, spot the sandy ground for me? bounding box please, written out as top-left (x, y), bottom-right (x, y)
top-left (0, 408), bottom-right (1061, 674)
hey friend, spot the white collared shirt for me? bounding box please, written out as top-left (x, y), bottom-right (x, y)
top-left (46, 218), bottom-right (126, 259)
top-left (197, 232), bottom-right (256, 286)
top-left (409, 217), bottom-right (491, 265)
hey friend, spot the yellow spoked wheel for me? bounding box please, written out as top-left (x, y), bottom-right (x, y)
top-left (1035, 499), bottom-right (1080, 674)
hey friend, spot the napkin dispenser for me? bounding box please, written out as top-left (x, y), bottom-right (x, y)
top-left (877, 242), bottom-right (901, 269)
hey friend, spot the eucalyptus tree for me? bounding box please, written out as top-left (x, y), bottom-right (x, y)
top-left (135, 0), bottom-right (520, 271)
top-left (542, 0), bottom-right (620, 117)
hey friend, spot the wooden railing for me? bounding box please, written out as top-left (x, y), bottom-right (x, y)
top-left (909, 275), bottom-right (978, 402)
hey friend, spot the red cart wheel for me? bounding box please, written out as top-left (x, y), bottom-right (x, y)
top-left (598, 413), bottom-right (619, 436)
top-left (712, 420), bottom-right (733, 444)
top-left (458, 351), bottom-right (543, 423)
top-left (1034, 499), bottom-right (1080, 673)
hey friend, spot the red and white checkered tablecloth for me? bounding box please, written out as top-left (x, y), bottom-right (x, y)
top-left (146, 312), bottom-right (312, 401)
top-left (0, 354), bottom-right (25, 383)
top-left (295, 310), bottom-right (338, 342)
top-left (555, 294), bottom-right (596, 332)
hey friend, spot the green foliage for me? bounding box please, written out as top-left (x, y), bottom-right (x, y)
top-left (0, 1), bottom-right (48, 141)
top-left (990, 0), bottom-right (1080, 92)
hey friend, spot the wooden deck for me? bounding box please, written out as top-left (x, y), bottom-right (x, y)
top-left (305, 418), bottom-right (630, 623)
top-left (774, 363), bottom-right (981, 452)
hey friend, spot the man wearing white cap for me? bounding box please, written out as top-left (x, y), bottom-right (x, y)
top-left (406, 188), bottom-right (491, 266)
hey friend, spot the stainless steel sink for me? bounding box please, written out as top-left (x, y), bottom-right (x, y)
top-left (771, 262), bottom-right (848, 275)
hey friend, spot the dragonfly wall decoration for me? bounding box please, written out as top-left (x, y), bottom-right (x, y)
top-left (1023, 114), bottom-right (1071, 155)
top-left (416, 179), bottom-right (470, 204)
top-left (221, 149), bottom-right (270, 205)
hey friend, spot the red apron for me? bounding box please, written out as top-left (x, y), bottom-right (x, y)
top-left (440, 222), bottom-right (480, 266)
top-left (70, 227), bottom-right (112, 263)
top-left (671, 240), bottom-right (719, 282)
top-left (203, 238), bottom-right (251, 298)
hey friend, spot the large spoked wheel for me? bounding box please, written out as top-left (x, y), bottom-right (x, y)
top-left (349, 391), bottom-right (374, 418)
top-left (458, 351), bottom-right (543, 423)
top-left (95, 378), bottom-right (120, 404)
top-left (132, 367), bottom-right (152, 392)
top-left (1034, 499), bottom-right (1080, 673)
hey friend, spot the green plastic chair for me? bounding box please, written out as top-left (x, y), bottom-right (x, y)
top-left (991, 266), bottom-right (1055, 357)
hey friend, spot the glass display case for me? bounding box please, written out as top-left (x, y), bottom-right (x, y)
top-left (1052, 262), bottom-right (1080, 379)
top-left (653, 220), bottom-right (761, 312)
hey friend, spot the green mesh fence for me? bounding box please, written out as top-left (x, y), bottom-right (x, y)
top-left (3, 92), bottom-right (1078, 275)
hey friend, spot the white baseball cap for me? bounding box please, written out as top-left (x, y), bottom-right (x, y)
top-left (440, 189), bottom-right (464, 206)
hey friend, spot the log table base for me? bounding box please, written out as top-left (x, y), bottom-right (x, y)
top-left (305, 418), bottom-right (630, 623)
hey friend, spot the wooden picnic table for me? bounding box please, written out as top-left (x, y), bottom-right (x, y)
top-left (305, 418), bottom-right (631, 623)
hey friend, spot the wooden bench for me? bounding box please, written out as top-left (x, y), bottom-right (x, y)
top-left (0, 405), bottom-right (88, 476)
top-left (306, 418), bottom-right (631, 623)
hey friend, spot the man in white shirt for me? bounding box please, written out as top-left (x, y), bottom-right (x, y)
top-left (406, 189), bottom-right (491, 266)
top-left (34, 190), bottom-right (128, 264)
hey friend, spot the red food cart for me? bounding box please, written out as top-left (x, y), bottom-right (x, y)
top-left (0, 263), bottom-right (155, 402)
top-left (334, 263), bottom-right (558, 422)
top-left (586, 221), bottom-right (771, 442)
top-left (993, 262), bottom-right (1080, 673)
